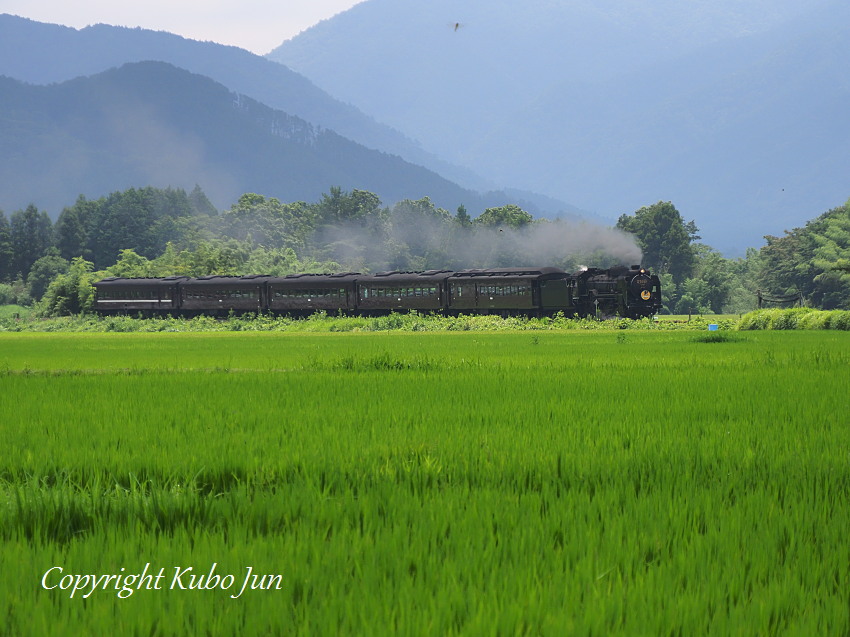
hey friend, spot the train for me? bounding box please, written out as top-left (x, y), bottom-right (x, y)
top-left (93, 265), bottom-right (662, 319)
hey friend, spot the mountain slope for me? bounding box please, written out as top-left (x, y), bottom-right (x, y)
top-left (0, 62), bottom-right (488, 214)
top-left (269, 0), bottom-right (827, 156)
top-left (268, 0), bottom-right (848, 252)
top-left (474, 16), bottom-right (850, 250)
top-left (0, 13), bottom-right (491, 192)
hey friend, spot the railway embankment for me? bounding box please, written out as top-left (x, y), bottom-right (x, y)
top-left (1, 307), bottom-right (848, 332)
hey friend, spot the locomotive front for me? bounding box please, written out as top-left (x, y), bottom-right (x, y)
top-left (622, 266), bottom-right (662, 318)
top-left (573, 265), bottom-right (661, 318)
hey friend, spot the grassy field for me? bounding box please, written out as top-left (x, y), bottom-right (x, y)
top-left (0, 304), bottom-right (30, 320)
top-left (2, 330), bottom-right (849, 635)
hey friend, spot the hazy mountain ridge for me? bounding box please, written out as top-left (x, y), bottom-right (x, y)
top-left (0, 14), bottom-right (503, 196)
top-left (269, 0), bottom-right (849, 252)
top-left (0, 62), bottom-right (496, 215)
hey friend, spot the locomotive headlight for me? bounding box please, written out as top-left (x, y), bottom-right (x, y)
top-left (640, 290), bottom-right (651, 301)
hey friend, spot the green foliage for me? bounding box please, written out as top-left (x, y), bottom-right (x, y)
top-left (218, 193), bottom-right (315, 252)
top-left (154, 240), bottom-right (250, 277)
top-left (24, 186), bottom-right (850, 322)
top-left (35, 257), bottom-right (97, 317)
top-left (387, 197), bottom-right (453, 269)
top-left (810, 202), bottom-right (850, 308)
top-left (106, 249), bottom-right (157, 278)
top-left (2, 309), bottom-right (736, 333)
top-left (617, 201), bottom-right (697, 284)
top-left (0, 303), bottom-right (29, 319)
top-left (758, 201), bottom-right (850, 309)
top-left (691, 330), bottom-right (741, 343)
top-left (188, 184), bottom-right (218, 217)
top-left (0, 210), bottom-right (13, 281)
top-left (474, 203), bottom-right (533, 228)
top-left (672, 243), bottom-right (739, 314)
top-left (738, 308), bottom-right (850, 330)
top-left (242, 247), bottom-right (339, 277)
top-left (53, 195), bottom-right (98, 262)
top-left (10, 204), bottom-right (53, 278)
top-left (315, 186), bottom-right (383, 225)
top-left (87, 186), bottom-right (214, 268)
top-left (0, 283), bottom-right (13, 305)
top-left (455, 203), bottom-right (472, 228)
top-left (26, 250), bottom-right (69, 301)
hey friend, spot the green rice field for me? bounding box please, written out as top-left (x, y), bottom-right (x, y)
top-left (1, 330), bottom-right (849, 635)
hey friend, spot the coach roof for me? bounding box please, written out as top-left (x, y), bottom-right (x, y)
top-left (94, 276), bottom-right (190, 286)
top-left (452, 267), bottom-right (566, 279)
top-left (268, 272), bottom-right (361, 286)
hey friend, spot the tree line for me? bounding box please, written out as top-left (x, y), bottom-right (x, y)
top-left (1, 185), bottom-right (848, 315)
top-left (616, 199), bottom-right (850, 313)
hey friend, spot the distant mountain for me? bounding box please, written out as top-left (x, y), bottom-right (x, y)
top-left (0, 62), bottom-right (492, 214)
top-left (269, 0), bottom-right (849, 253)
top-left (0, 14), bottom-right (496, 195)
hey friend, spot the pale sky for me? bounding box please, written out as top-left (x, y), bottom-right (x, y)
top-left (0, 1), bottom-right (366, 55)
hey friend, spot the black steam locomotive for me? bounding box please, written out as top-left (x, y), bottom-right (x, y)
top-left (93, 265), bottom-right (661, 319)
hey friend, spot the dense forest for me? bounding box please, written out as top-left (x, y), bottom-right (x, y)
top-left (0, 185), bottom-right (847, 316)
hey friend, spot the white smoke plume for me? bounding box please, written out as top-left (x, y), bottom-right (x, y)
top-left (312, 214), bottom-right (642, 273)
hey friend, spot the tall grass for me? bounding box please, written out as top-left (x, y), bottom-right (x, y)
top-left (0, 310), bottom-right (735, 333)
top-left (738, 307), bottom-right (850, 330)
top-left (1, 332), bottom-right (849, 634)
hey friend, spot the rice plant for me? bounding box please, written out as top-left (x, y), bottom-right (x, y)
top-left (1, 331), bottom-right (849, 634)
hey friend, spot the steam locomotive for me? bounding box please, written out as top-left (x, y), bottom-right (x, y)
top-left (93, 265), bottom-right (662, 319)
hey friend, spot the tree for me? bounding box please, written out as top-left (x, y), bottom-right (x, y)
top-left (722, 248), bottom-right (762, 314)
top-left (389, 197), bottom-right (453, 268)
top-left (810, 201), bottom-right (850, 309)
top-left (455, 204), bottom-right (472, 228)
top-left (475, 204), bottom-right (533, 229)
top-left (10, 204), bottom-right (53, 279)
top-left (88, 187), bottom-right (213, 268)
top-left (27, 250), bottom-right (70, 301)
top-left (314, 187), bottom-right (383, 225)
top-left (616, 201), bottom-right (697, 284)
top-left (54, 195), bottom-right (100, 261)
top-left (37, 257), bottom-right (97, 316)
top-left (188, 184), bottom-right (218, 217)
top-left (88, 188), bottom-right (153, 268)
top-left (0, 210), bottom-right (13, 282)
top-left (675, 244), bottom-right (733, 314)
top-left (243, 247), bottom-right (340, 276)
top-left (183, 240), bottom-right (249, 276)
top-left (107, 249), bottom-right (157, 278)
top-left (311, 188), bottom-right (388, 269)
top-left (756, 200), bottom-right (850, 309)
top-left (218, 193), bottom-right (315, 251)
